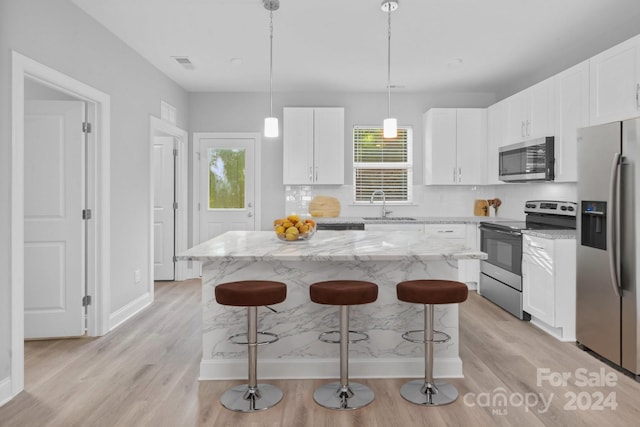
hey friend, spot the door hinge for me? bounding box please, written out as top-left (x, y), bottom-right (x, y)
top-left (82, 295), bottom-right (92, 307)
top-left (173, 255), bottom-right (178, 263)
top-left (196, 152), bottom-right (201, 161)
top-left (82, 209), bottom-right (92, 220)
top-left (173, 148), bottom-right (178, 157)
top-left (197, 202), bottom-right (201, 211)
top-left (173, 202), bottom-right (178, 210)
top-left (82, 122), bottom-right (92, 133)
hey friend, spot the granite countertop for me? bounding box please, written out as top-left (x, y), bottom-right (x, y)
top-left (178, 230), bottom-right (487, 262)
top-left (313, 216), bottom-right (517, 225)
top-left (522, 229), bottom-right (577, 240)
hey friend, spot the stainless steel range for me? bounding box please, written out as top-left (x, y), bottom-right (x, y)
top-left (478, 200), bottom-right (576, 319)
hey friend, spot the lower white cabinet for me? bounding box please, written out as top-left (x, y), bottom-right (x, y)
top-left (522, 234), bottom-right (576, 341)
top-left (424, 224), bottom-right (479, 288)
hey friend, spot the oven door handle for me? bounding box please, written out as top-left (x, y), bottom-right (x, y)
top-left (479, 225), bottom-right (522, 237)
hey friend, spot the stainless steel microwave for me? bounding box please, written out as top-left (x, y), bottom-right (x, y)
top-left (499, 137), bottom-right (554, 182)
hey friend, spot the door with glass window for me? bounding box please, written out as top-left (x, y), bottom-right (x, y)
top-left (198, 137), bottom-right (255, 242)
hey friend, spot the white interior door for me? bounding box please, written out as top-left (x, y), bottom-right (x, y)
top-left (199, 137), bottom-right (255, 242)
top-left (24, 100), bottom-right (85, 339)
top-left (153, 136), bottom-right (175, 280)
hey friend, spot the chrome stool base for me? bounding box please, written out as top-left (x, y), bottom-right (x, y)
top-left (220, 383), bottom-right (283, 412)
top-left (313, 382), bottom-right (375, 410)
top-left (400, 379), bottom-right (458, 406)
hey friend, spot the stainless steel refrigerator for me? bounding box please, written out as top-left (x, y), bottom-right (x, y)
top-left (577, 118), bottom-right (640, 377)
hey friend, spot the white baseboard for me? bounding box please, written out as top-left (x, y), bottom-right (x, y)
top-left (0, 377), bottom-right (13, 407)
top-left (200, 357), bottom-right (463, 381)
top-left (109, 292), bottom-right (152, 332)
top-left (529, 317), bottom-right (575, 342)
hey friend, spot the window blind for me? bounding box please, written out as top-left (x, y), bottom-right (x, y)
top-left (353, 126), bottom-right (413, 203)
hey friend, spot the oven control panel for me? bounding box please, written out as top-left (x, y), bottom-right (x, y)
top-left (524, 200), bottom-right (576, 216)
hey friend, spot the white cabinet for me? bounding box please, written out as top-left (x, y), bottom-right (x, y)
top-left (424, 223), bottom-right (479, 288)
top-left (364, 223), bottom-right (425, 232)
top-left (589, 34), bottom-right (640, 125)
top-left (522, 234), bottom-right (576, 341)
top-left (506, 79), bottom-right (555, 143)
top-left (486, 100), bottom-right (508, 185)
top-left (283, 107), bottom-right (344, 185)
top-left (554, 61), bottom-right (589, 182)
top-left (423, 108), bottom-right (487, 185)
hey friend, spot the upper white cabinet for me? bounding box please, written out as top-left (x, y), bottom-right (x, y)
top-left (506, 79), bottom-right (555, 143)
top-left (486, 100), bottom-right (508, 185)
top-left (589, 34), bottom-right (640, 125)
top-left (424, 108), bottom-right (487, 185)
top-left (554, 61), bottom-right (589, 182)
top-left (283, 107), bottom-right (344, 185)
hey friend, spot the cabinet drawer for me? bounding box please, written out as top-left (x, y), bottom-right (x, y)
top-left (424, 224), bottom-right (466, 239)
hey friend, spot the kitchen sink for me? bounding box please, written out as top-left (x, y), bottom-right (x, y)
top-left (363, 217), bottom-right (416, 221)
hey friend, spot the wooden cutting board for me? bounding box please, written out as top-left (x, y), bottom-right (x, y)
top-left (309, 196), bottom-right (341, 217)
top-left (474, 199), bottom-right (489, 216)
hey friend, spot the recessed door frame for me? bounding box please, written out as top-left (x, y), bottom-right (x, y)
top-left (10, 51), bottom-right (111, 398)
top-left (149, 117), bottom-right (193, 285)
top-left (192, 132), bottom-right (262, 247)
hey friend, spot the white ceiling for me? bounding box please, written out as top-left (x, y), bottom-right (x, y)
top-left (71, 0), bottom-right (640, 96)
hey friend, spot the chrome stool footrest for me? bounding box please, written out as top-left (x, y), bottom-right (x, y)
top-left (319, 330), bottom-right (369, 344)
top-left (401, 329), bottom-right (450, 344)
top-left (227, 331), bottom-right (279, 346)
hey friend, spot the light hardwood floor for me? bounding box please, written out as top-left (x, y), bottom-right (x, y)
top-left (1, 279), bottom-right (639, 426)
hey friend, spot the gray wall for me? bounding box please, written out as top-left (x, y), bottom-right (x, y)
top-left (189, 91), bottom-right (496, 230)
top-left (0, 0), bottom-right (189, 381)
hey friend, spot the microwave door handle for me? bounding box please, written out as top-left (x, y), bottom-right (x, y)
top-left (607, 152), bottom-right (622, 297)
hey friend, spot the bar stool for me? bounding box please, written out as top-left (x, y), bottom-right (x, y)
top-left (215, 280), bottom-right (287, 412)
top-left (396, 279), bottom-right (468, 406)
top-left (309, 280), bottom-right (378, 410)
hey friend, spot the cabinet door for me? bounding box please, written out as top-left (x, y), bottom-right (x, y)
top-left (529, 79), bottom-right (555, 138)
top-left (506, 91), bottom-right (528, 143)
top-left (522, 237), bottom-right (555, 325)
top-left (456, 108), bottom-right (486, 185)
top-left (314, 108), bottom-right (344, 185)
top-left (554, 61), bottom-right (589, 182)
top-left (424, 109), bottom-right (457, 185)
top-left (283, 108), bottom-right (314, 184)
top-left (487, 101), bottom-right (508, 185)
top-left (589, 35), bottom-right (640, 125)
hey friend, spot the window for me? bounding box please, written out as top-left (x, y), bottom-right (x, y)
top-left (208, 148), bottom-right (246, 209)
top-left (353, 126), bottom-right (413, 203)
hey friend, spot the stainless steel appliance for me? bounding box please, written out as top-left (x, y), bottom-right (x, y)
top-left (499, 137), bottom-right (555, 182)
top-left (479, 201), bottom-right (576, 319)
top-left (315, 222), bottom-right (365, 231)
top-left (576, 119), bottom-right (640, 377)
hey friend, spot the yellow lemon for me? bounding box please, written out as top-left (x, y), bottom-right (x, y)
top-left (274, 218), bottom-right (284, 226)
top-left (288, 214), bottom-right (300, 223)
top-left (275, 225), bottom-right (285, 234)
top-left (285, 233), bottom-right (298, 241)
top-left (299, 224), bottom-right (309, 233)
top-left (285, 226), bottom-right (299, 236)
top-left (305, 219), bottom-right (316, 227)
top-left (282, 221), bottom-right (293, 229)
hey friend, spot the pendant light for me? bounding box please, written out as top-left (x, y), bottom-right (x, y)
top-left (381, 0), bottom-right (398, 138)
top-left (263, 0), bottom-right (280, 138)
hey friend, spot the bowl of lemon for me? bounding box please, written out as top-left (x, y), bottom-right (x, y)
top-left (274, 214), bottom-right (316, 241)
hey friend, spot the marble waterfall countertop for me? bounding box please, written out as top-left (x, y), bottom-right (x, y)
top-left (313, 216), bottom-right (517, 225)
top-left (178, 230), bottom-right (487, 262)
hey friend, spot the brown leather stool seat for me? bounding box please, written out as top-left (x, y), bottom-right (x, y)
top-left (396, 280), bottom-right (468, 305)
top-left (309, 279), bottom-right (378, 410)
top-left (215, 280), bottom-right (287, 307)
top-left (310, 280), bottom-right (378, 306)
top-left (213, 280), bottom-right (287, 412)
top-left (396, 279), bottom-right (468, 407)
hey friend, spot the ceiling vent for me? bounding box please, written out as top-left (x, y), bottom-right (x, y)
top-left (172, 57), bottom-right (194, 70)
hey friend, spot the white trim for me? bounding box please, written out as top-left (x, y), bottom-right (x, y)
top-left (10, 51), bottom-right (111, 399)
top-left (108, 292), bottom-right (153, 332)
top-left (0, 378), bottom-right (12, 407)
top-left (149, 117), bottom-right (194, 283)
top-left (199, 357), bottom-right (463, 380)
top-left (192, 132), bottom-right (262, 249)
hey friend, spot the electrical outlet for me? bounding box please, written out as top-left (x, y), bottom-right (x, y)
top-left (134, 269), bottom-right (141, 284)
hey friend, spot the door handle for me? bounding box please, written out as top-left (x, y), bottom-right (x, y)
top-left (458, 167), bottom-right (462, 183)
top-left (607, 152), bottom-right (622, 297)
top-left (247, 212), bottom-right (253, 218)
top-left (636, 83), bottom-right (640, 109)
top-left (309, 166), bottom-right (313, 182)
top-left (526, 120), bottom-right (531, 137)
top-left (248, 202), bottom-right (253, 208)
top-left (315, 165), bottom-right (318, 182)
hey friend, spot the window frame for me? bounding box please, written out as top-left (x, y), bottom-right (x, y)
top-left (352, 125), bottom-right (413, 205)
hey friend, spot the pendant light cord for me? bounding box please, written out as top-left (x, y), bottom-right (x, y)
top-left (387, 6), bottom-right (391, 118)
top-left (269, 9), bottom-right (274, 117)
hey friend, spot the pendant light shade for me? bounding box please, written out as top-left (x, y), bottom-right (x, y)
top-left (382, 0), bottom-right (398, 138)
top-left (264, 0), bottom-right (280, 138)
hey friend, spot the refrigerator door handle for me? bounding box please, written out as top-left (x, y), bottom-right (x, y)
top-left (607, 152), bottom-right (622, 297)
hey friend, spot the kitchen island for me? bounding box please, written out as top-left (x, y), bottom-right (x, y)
top-left (178, 230), bottom-right (486, 381)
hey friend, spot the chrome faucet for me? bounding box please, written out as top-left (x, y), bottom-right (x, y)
top-left (370, 190), bottom-right (392, 218)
